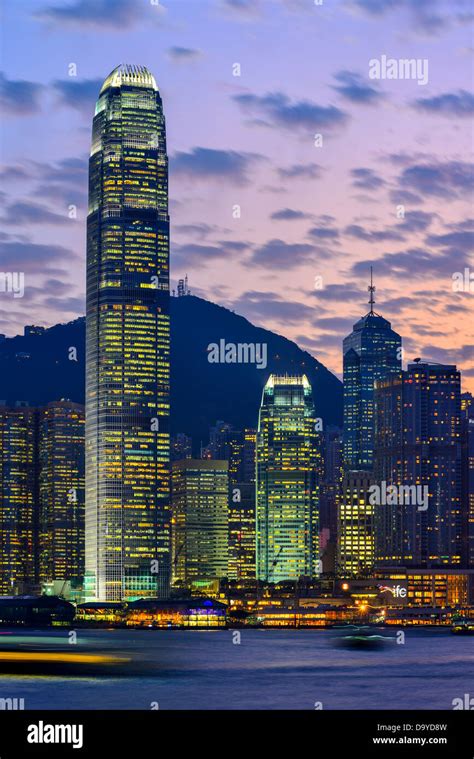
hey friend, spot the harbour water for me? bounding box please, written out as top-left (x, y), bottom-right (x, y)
top-left (0, 628), bottom-right (472, 710)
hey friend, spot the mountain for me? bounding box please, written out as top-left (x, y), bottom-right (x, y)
top-left (0, 295), bottom-right (342, 444)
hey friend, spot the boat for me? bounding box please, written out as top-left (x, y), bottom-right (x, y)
top-left (451, 622), bottom-right (474, 635)
top-left (335, 626), bottom-right (396, 650)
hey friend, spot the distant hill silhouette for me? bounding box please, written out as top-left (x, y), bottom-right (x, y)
top-left (0, 295), bottom-right (342, 445)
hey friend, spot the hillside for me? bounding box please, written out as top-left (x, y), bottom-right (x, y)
top-left (0, 295), bottom-right (342, 444)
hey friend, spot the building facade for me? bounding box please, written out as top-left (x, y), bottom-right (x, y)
top-left (0, 401), bottom-right (85, 596)
top-left (85, 65), bottom-right (171, 601)
top-left (256, 375), bottom-right (320, 582)
top-left (320, 425), bottom-right (343, 573)
top-left (38, 401), bottom-right (85, 591)
top-left (337, 470), bottom-right (374, 577)
top-left (171, 459), bottom-right (229, 587)
top-left (374, 362), bottom-right (462, 567)
top-left (461, 394), bottom-right (474, 567)
top-left (0, 407), bottom-right (38, 594)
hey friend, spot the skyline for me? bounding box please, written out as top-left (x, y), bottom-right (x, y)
top-left (0, 0), bottom-right (473, 392)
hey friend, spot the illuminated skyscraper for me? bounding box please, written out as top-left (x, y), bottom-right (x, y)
top-left (337, 470), bottom-right (374, 577)
top-left (171, 460), bottom-right (229, 588)
top-left (0, 407), bottom-right (38, 594)
top-left (339, 275), bottom-right (401, 577)
top-left (85, 65), bottom-right (170, 601)
top-left (374, 362), bottom-right (462, 567)
top-left (320, 426), bottom-right (343, 573)
top-left (256, 375), bottom-right (320, 582)
top-left (343, 273), bottom-right (401, 470)
top-left (228, 428), bottom-right (257, 580)
top-left (461, 394), bottom-right (474, 567)
top-left (38, 401), bottom-right (85, 592)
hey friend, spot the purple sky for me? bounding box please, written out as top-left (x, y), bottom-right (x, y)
top-left (0, 0), bottom-right (473, 388)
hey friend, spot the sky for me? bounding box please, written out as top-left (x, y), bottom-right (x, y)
top-left (0, 0), bottom-right (473, 389)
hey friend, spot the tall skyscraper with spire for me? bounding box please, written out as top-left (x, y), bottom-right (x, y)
top-left (338, 273), bottom-right (401, 577)
top-left (85, 65), bottom-right (170, 601)
top-left (343, 271), bottom-right (402, 470)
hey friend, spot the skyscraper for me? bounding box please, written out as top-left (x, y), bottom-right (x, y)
top-left (38, 401), bottom-right (85, 592)
top-left (0, 407), bottom-right (38, 595)
top-left (85, 65), bottom-right (170, 601)
top-left (337, 470), bottom-right (374, 577)
top-left (343, 275), bottom-right (401, 470)
top-left (339, 276), bottom-right (401, 577)
top-left (256, 375), bottom-right (320, 582)
top-left (171, 459), bottom-right (229, 588)
top-left (228, 428), bottom-right (256, 580)
top-left (461, 394), bottom-right (474, 567)
top-left (320, 425), bottom-right (343, 573)
top-left (374, 361), bottom-right (462, 567)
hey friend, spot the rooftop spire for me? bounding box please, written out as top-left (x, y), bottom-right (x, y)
top-left (368, 266), bottom-right (375, 314)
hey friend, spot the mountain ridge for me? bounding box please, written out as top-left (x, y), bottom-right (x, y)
top-left (0, 295), bottom-right (342, 444)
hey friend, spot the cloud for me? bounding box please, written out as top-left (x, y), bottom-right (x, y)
top-left (53, 78), bottom-right (102, 116)
top-left (233, 91), bottom-right (348, 132)
top-left (312, 315), bottom-right (357, 333)
top-left (312, 283), bottom-right (366, 304)
top-left (0, 166), bottom-right (31, 182)
top-left (171, 147), bottom-right (263, 184)
top-left (231, 290), bottom-right (314, 324)
top-left (271, 208), bottom-right (310, 220)
top-left (349, 0), bottom-right (401, 17)
top-left (0, 241), bottom-right (77, 274)
top-left (250, 239), bottom-right (317, 269)
top-left (397, 210), bottom-right (437, 232)
top-left (2, 201), bottom-right (70, 226)
top-left (172, 241), bottom-right (246, 270)
top-left (413, 89), bottom-right (474, 117)
top-left (308, 226), bottom-right (340, 240)
top-left (349, 0), bottom-right (455, 35)
top-left (277, 163), bottom-right (322, 180)
top-left (35, 0), bottom-right (150, 29)
top-left (26, 157), bottom-right (87, 208)
top-left (166, 47), bottom-right (202, 62)
top-left (351, 167), bottom-right (385, 190)
top-left (425, 229), bottom-right (474, 253)
top-left (344, 224), bottom-right (405, 243)
top-left (0, 72), bottom-right (43, 116)
top-left (332, 71), bottom-right (385, 104)
top-left (220, 0), bottom-right (262, 17)
top-left (42, 295), bottom-right (85, 313)
top-left (351, 246), bottom-right (471, 279)
top-left (397, 161), bottom-right (474, 200)
top-left (174, 223), bottom-right (217, 239)
top-left (389, 189), bottom-right (424, 206)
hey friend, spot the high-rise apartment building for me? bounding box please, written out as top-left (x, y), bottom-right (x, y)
top-left (374, 362), bottom-right (462, 567)
top-left (38, 401), bottom-right (85, 590)
top-left (0, 407), bottom-right (38, 594)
